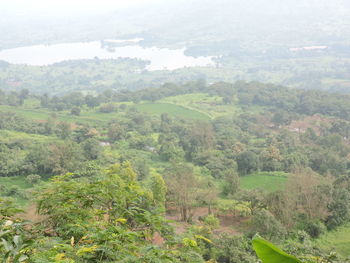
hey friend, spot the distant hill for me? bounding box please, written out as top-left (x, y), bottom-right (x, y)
top-left (1, 0), bottom-right (350, 50)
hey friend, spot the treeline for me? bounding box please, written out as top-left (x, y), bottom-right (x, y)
top-left (124, 80), bottom-right (350, 121)
top-left (235, 81), bottom-right (350, 120)
top-left (3, 80), bottom-right (350, 121)
top-left (0, 89), bottom-right (30, 106)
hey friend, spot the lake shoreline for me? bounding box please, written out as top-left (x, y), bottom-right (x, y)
top-left (0, 39), bottom-right (215, 71)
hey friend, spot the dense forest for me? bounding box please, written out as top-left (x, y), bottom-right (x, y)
top-left (1, 80), bottom-right (350, 262)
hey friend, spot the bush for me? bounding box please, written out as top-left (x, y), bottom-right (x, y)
top-left (70, 107), bottom-right (81, 116)
top-left (119, 104), bottom-right (127, 110)
top-left (99, 103), bottom-right (116, 113)
top-left (214, 235), bottom-right (256, 263)
top-left (304, 221), bottom-right (326, 238)
top-left (203, 214), bottom-right (220, 229)
top-left (0, 185), bottom-right (9, 196)
top-left (250, 209), bottom-right (286, 241)
top-left (26, 174), bottom-right (42, 185)
top-left (5, 186), bottom-right (21, 197)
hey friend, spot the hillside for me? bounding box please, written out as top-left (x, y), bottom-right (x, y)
top-left (2, 0), bottom-right (350, 50)
top-left (1, 0), bottom-right (350, 261)
top-left (1, 81), bottom-right (350, 261)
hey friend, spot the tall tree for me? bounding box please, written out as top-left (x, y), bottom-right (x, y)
top-left (149, 173), bottom-right (167, 212)
top-left (165, 163), bottom-right (198, 221)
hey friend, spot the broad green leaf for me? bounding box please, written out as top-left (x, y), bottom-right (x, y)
top-left (18, 255), bottom-right (29, 262)
top-left (13, 235), bottom-right (21, 247)
top-left (252, 236), bottom-right (302, 263)
top-left (1, 238), bottom-right (13, 252)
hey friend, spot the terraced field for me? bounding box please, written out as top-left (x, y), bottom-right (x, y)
top-left (159, 93), bottom-right (242, 119)
top-left (135, 103), bottom-right (210, 120)
top-left (0, 104), bottom-right (122, 125)
top-left (0, 130), bottom-right (55, 143)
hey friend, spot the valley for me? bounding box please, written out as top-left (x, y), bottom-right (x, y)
top-left (1, 0), bottom-right (350, 262)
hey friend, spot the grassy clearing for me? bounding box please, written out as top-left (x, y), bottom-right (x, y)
top-left (0, 104), bottom-right (123, 126)
top-left (0, 130), bottom-right (56, 143)
top-left (135, 103), bottom-right (210, 120)
top-left (0, 105), bottom-right (52, 120)
top-left (23, 98), bottom-right (41, 108)
top-left (159, 93), bottom-right (242, 118)
top-left (240, 172), bottom-right (288, 193)
top-left (0, 176), bottom-right (31, 190)
top-left (317, 224), bottom-right (350, 257)
top-left (0, 176), bottom-right (32, 206)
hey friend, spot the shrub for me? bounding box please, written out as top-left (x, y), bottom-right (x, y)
top-left (99, 103), bottom-right (116, 113)
top-left (250, 209), bottom-right (286, 241)
top-left (26, 174), bottom-right (42, 185)
top-left (304, 221), bottom-right (326, 238)
top-left (5, 186), bottom-right (21, 197)
top-left (203, 214), bottom-right (220, 229)
top-left (0, 185), bottom-right (9, 196)
top-left (70, 107), bottom-right (81, 116)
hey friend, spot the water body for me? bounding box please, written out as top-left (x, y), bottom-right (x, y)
top-left (0, 39), bottom-right (215, 71)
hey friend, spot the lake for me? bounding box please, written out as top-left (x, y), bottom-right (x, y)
top-left (0, 39), bottom-right (215, 71)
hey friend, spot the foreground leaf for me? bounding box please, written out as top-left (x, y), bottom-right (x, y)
top-left (252, 236), bottom-right (302, 263)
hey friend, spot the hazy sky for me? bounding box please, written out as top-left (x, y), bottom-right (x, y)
top-left (2, 0), bottom-right (161, 15)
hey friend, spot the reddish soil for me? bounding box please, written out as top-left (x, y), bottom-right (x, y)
top-left (152, 232), bottom-right (165, 246)
top-left (166, 206), bottom-right (244, 237)
top-left (18, 204), bottom-right (46, 223)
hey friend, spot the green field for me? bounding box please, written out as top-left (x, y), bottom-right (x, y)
top-left (0, 176), bottom-right (32, 206)
top-left (317, 224), bottom-right (350, 257)
top-left (159, 93), bottom-right (242, 119)
top-left (0, 92), bottom-right (257, 126)
top-left (135, 103), bottom-right (210, 120)
top-left (0, 105), bottom-right (52, 120)
top-left (240, 172), bottom-right (288, 193)
top-left (0, 130), bottom-right (55, 143)
top-left (0, 176), bottom-right (31, 189)
top-left (0, 104), bottom-right (123, 125)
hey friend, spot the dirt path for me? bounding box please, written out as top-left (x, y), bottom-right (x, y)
top-left (166, 206), bottom-right (244, 236)
top-left (18, 204), bottom-right (45, 223)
